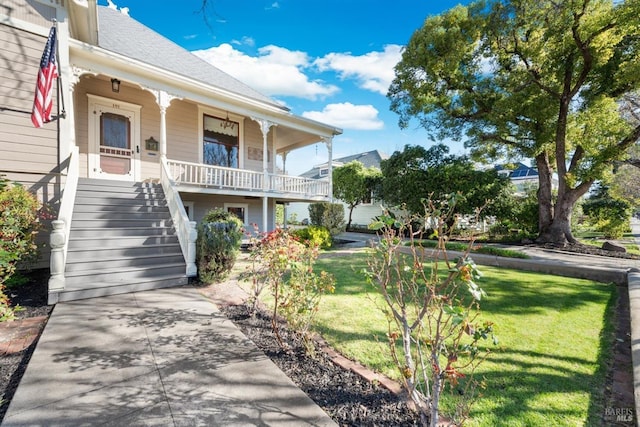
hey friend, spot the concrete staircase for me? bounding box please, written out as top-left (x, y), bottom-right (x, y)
top-left (56, 178), bottom-right (188, 302)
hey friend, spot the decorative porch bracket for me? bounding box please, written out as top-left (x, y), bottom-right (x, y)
top-left (160, 157), bottom-right (197, 277)
top-left (148, 89), bottom-right (181, 158)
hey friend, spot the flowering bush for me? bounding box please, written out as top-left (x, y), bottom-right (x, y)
top-left (246, 227), bottom-right (334, 352)
top-left (0, 178), bottom-right (42, 321)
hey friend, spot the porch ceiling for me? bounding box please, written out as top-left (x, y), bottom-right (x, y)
top-left (275, 127), bottom-right (324, 154)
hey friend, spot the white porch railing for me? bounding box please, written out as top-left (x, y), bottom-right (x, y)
top-left (160, 157), bottom-right (197, 277)
top-left (165, 159), bottom-right (330, 198)
top-left (49, 145), bottom-right (80, 292)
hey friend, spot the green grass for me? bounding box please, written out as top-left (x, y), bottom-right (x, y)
top-left (313, 252), bottom-right (616, 426)
top-left (412, 239), bottom-right (530, 259)
top-left (574, 230), bottom-right (640, 255)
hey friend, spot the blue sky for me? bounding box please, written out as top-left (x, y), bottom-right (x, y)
top-left (100, 0), bottom-right (469, 174)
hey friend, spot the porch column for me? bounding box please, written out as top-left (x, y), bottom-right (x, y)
top-left (281, 151), bottom-right (288, 174)
top-left (281, 151), bottom-right (288, 228)
top-left (323, 136), bottom-right (334, 202)
top-left (254, 118), bottom-right (276, 231)
top-left (151, 90), bottom-right (178, 159)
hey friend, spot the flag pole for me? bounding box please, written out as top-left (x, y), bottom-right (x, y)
top-left (53, 19), bottom-right (66, 120)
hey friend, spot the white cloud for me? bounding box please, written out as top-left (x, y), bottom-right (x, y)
top-left (302, 103), bottom-right (384, 130)
top-left (193, 43), bottom-right (339, 100)
top-left (231, 36), bottom-right (255, 47)
top-left (314, 44), bottom-right (403, 95)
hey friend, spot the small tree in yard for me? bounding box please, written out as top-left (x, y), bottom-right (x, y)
top-left (333, 161), bottom-right (383, 231)
top-left (196, 208), bottom-right (244, 283)
top-left (246, 227), bottom-right (335, 352)
top-left (365, 198), bottom-right (496, 426)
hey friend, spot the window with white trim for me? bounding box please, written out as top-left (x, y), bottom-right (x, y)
top-left (203, 114), bottom-right (239, 167)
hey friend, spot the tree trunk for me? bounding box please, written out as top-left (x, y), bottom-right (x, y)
top-left (346, 205), bottom-right (355, 232)
top-left (535, 152), bottom-right (554, 237)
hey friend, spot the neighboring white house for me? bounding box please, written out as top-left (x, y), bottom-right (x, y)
top-left (286, 150), bottom-right (388, 229)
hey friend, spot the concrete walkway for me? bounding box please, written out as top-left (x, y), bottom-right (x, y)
top-left (2, 287), bottom-right (336, 426)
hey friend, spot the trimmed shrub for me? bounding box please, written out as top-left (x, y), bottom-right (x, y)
top-left (308, 202), bottom-right (345, 237)
top-left (292, 225), bottom-right (332, 249)
top-left (196, 208), bottom-right (244, 283)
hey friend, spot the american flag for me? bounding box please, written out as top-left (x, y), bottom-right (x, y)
top-left (31, 26), bottom-right (58, 128)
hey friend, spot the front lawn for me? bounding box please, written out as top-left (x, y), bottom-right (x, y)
top-left (313, 252), bottom-right (615, 426)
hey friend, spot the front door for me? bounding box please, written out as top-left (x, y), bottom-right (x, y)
top-left (88, 94), bottom-right (141, 181)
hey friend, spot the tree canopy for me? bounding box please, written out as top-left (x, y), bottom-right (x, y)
top-left (388, 0), bottom-right (640, 244)
top-left (380, 144), bottom-right (513, 220)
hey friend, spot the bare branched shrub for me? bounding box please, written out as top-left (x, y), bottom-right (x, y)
top-left (365, 198), bottom-right (496, 426)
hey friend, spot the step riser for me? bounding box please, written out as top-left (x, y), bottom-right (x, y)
top-left (65, 266), bottom-right (186, 286)
top-left (70, 228), bottom-right (175, 238)
top-left (55, 277), bottom-right (189, 302)
top-left (65, 255), bottom-right (186, 273)
top-left (66, 246), bottom-right (183, 262)
top-left (72, 205), bottom-right (169, 213)
top-left (68, 236), bottom-right (179, 249)
top-left (72, 211), bottom-right (171, 220)
top-left (71, 219), bottom-right (174, 228)
top-left (74, 195), bottom-right (167, 204)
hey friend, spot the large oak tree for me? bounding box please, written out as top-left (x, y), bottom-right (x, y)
top-left (388, 0), bottom-right (640, 244)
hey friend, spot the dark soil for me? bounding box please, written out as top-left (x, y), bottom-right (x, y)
top-left (220, 304), bottom-right (420, 426)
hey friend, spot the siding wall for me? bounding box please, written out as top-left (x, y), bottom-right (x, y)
top-left (180, 193), bottom-right (274, 231)
top-left (73, 77), bottom-right (272, 179)
top-left (1, 11), bottom-right (62, 268)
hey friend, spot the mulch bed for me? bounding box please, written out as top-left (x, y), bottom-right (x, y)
top-left (219, 304), bottom-right (421, 426)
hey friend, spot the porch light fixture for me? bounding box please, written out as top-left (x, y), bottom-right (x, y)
top-left (220, 112), bottom-right (236, 131)
top-left (111, 78), bottom-right (121, 93)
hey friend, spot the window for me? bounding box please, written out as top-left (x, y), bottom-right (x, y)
top-left (319, 168), bottom-right (329, 177)
top-left (99, 112), bottom-right (131, 175)
top-left (203, 114), bottom-right (239, 167)
top-left (224, 203), bottom-right (248, 225)
top-left (183, 202), bottom-right (194, 221)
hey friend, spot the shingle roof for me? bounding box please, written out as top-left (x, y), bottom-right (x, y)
top-left (299, 150), bottom-right (388, 179)
top-left (96, 6), bottom-right (284, 109)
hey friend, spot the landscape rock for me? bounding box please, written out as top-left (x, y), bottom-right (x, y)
top-left (602, 241), bottom-right (627, 253)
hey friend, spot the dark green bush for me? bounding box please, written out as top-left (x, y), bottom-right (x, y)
top-left (308, 202), bottom-right (345, 237)
top-left (292, 225), bottom-right (332, 249)
top-left (583, 184), bottom-right (632, 239)
top-left (196, 208), bottom-right (244, 283)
